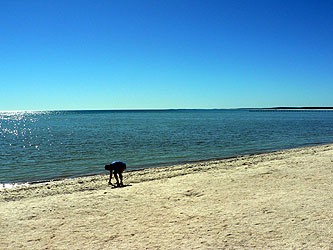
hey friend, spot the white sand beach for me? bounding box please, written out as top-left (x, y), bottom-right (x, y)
top-left (1, 144), bottom-right (333, 249)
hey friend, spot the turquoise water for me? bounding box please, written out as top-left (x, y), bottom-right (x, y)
top-left (1, 109), bottom-right (333, 184)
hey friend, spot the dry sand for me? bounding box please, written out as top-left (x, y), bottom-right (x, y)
top-left (1, 144), bottom-right (333, 249)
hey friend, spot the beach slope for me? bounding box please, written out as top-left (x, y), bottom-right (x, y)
top-left (1, 144), bottom-right (333, 249)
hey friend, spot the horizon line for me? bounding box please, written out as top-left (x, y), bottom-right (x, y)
top-left (1, 106), bottom-right (333, 112)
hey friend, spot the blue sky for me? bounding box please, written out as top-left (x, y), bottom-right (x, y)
top-left (1, 0), bottom-right (332, 111)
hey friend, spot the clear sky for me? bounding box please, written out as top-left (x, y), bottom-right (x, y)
top-left (1, 0), bottom-right (332, 111)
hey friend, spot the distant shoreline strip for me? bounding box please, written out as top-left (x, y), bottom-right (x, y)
top-left (249, 109), bottom-right (333, 112)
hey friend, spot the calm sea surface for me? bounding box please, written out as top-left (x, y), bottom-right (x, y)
top-left (1, 110), bottom-right (333, 184)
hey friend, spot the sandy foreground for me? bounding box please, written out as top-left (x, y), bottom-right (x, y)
top-left (1, 145), bottom-right (333, 249)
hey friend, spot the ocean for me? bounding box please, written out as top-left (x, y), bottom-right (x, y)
top-left (1, 109), bottom-right (333, 185)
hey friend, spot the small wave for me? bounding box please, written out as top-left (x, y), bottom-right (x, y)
top-left (0, 182), bottom-right (30, 190)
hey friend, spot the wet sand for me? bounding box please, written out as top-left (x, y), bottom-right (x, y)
top-left (1, 144), bottom-right (333, 249)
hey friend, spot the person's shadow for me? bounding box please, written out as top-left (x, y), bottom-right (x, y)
top-left (110, 184), bottom-right (132, 189)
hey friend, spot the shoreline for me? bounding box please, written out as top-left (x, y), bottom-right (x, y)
top-left (1, 143), bottom-right (332, 200)
top-left (1, 143), bottom-right (332, 249)
top-left (1, 142), bottom-right (329, 190)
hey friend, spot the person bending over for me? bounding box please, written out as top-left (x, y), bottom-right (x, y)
top-left (105, 161), bottom-right (126, 187)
